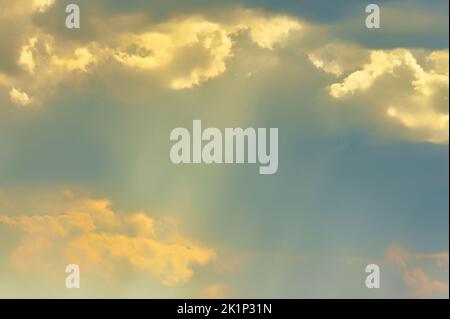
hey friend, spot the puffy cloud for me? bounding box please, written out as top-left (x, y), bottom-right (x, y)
top-left (65, 232), bottom-right (214, 286)
top-left (0, 2), bottom-right (301, 105)
top-left (9, 88), bottom-right (32, 106)
top-left (97, 10), bottom-right (300, 90)
top-left (308, 42), bottom-right (369, 77)
top-left (112, 17), bottom-right (235, 90)
top-left (328, 49), bottom-right (448, 100)
top-left (386, 105), bottom-right (448, 144)
top-left (236, 11), bottom-right (301, 50)
top-left (0, 189), bottom-right (215, 286)
top-left (386, 244), bottom-right (449, 297)
top-left (311, 45), bottom-right (449, 144)
top-left (52, 47), bottom-right (99, 72)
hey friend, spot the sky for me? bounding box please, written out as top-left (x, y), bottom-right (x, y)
top-left (0, 0), bottom-right (448, 298)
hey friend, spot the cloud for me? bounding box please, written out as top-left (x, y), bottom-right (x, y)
top-left (2, 1), bottom-right (446, 147)
top-left (32, 0), bottom-right (56, 13)
top-left (18, 37), bottom-right (38, 74)
top-left (386, 244), bottom-right (449, 297)
top-left (0, 2), bottom-right (301, 105)
top-left (52, 47), bottom-right (99, 72)
top-left (238, 11), bottom-right (301, 49)
top-left (328, 49), bottom-right (448, 100)
top-left (112, 16), bottom-right (236, 90)
top-left (0, 189), bottom-right (215, 286)
top-left (308, 42), bottom-right (369, 77)
top-left (310, 44), bottom-right (449, 144)
top-left (9, 88), bottom-right (32, 106)
top-left (202, 283), bottom-right (230, 298)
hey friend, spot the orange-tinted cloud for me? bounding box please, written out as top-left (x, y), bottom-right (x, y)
top-left (0, 189), bottom-right (215, 286)
top-left (386, 243), bottom-right (449, 297)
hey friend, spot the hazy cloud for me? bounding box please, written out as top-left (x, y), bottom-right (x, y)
top-left (386, 243), bottom-right (449, 297)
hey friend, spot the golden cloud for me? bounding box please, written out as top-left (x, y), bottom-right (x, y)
top-left (1, 1), bottom-right (446, 147)
top-left (311, 45), bottom-right (449, 144)
top-left (202, 283), bottom-right (230, 298)
top-left (32, 0), bottom-right (56, 13)
top-left (9, 88), bottom-right (32, 106)
top-left (0, 189), bottom-right (215, 286)
top-left (0, 2), bottom-right (301, 105)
